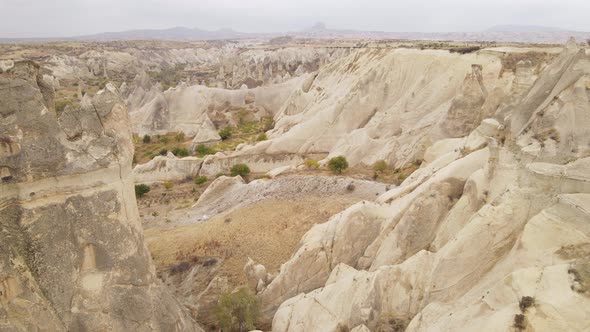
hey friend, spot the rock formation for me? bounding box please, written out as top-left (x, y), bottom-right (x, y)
top-left (259, 40), bottom-right (590, 331)
top-left (0, 61), bottom-right (201, 331)
top-left (133, 153), bottom-right (203, 184)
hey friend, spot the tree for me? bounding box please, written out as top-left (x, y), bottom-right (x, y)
top-left (134, 184), bottom-right (150, 198)
top-left (219, 127), bottom-right (232, 140)
top-left (328, 156), bottom-right (349, 174)
top-left (230, 164), bottom-right (250, 177)
top-left (216, 287), bottom-right (259, 332)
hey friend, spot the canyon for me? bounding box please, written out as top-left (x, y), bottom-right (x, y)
top-left (1, 35), bottom-right (589, 332)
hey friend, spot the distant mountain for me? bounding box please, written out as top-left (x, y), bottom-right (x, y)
top-left (1, 23), bottom-right (589, 44)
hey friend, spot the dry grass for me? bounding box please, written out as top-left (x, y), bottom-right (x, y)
top-left (145, 196), bottom-right (356, 287)
top-left (133, 132), bottom-right (193, 164)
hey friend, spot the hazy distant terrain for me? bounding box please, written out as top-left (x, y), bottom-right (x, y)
top-left (2, 23), bottom-right (589, 44)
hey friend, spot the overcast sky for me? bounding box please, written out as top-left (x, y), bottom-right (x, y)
top-left (1, 0), bottom-right (589, 38)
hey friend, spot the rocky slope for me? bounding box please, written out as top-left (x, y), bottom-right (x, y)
top-left (0, 61), bottom-right (201, 331)
top-left (194, 45), bottom-right (559, 176)
top-left (252, 39), bottom-right (590, 331)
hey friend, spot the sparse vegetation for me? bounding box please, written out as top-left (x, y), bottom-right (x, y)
top-left (163, 182), bottom-right (174, 190)
top-left (195, 176), bottom-right (208, 185)
top-left (135, 184), bottom-right (150, 198)
top-left (143, 135), bottom-right (151, 143)
top-left (328, 156), bottom-right (349, 174)
top-left (219, 127), bottom-right (232, 140)
top-left (55, 98), bottom-right (74, 114)
top-left (375, 313), bottom-right (410, 332)
top-left (216, 287), bottom-right (260, 332)
top-left (256, 133), bottom-right (268, 141)
top-left (303, 159), bottom-right (320, 169)
top-left (174, 132), bottom-right (185, 142)
top-left (519, 296), bottom-right (535, 312)
top-left (513, 314), bottom-right (527, 330)
top-left (372, 160), bottom-right (388, 173)
top-left (159, 148), bottom-right (168, 156)
top-left (449, 46), bottom-right (481, 54)
top-left (230, 164), bottom-right (250, 178)
top-left (195, 144), bottom-right (216, 157)
top-left (172, 147), bottom-right (189, 157)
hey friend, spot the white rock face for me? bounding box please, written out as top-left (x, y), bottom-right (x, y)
top-left (265, 41), bottom-right (590, 332)
top-left (198, 47), bottom-right (514, 175)
top-left (133, 153), bottom-right (203, 184)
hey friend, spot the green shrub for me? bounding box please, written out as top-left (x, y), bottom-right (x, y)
top-left (142, 135), bottom-right (151, 143)
top-left (195, 176), bottom-right (208, 185)
top-left (372, 160), bottom-right (388, 173)
top-left (195, 144), bottom-right (216, 157)
top-left (216, 287), bottom-right (259, 332)
top-left (172, 147), bottom-right (189, 157)
top-left (256, 133), bottom-right (268, 141)
top-left (219, 127), bottom-right (232, 140)
top-left (135, 184), bottom-right (150, 198)
top-left (230, 164), bottom-right (250, 177)
top-left (303, 159), bottom-right (319, 169)
top-left (159, 148), bottom-right (168, 156)
top-left (328, 156), bottom-right (349, 174)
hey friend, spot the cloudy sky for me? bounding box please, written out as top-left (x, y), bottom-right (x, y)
top-left (1, 0), bottom-right (589, 38)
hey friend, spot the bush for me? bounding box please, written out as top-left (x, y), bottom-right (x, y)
top-left (142, 135), bottom-right (151, 143)
top-left (256, 133), bottom-right (268, 141)
top-left (135, 184), bottom-right (150, 198)
top-left (174, 132), bottom-right (185, 142)
top-left (216, 287), bottom-right (259, 332)
top-left (55, 98), bottom-right (73, 113)
top-left (219, 127), bottom-right (232, 140)
top-left (194, 176), bottom-right (208, 185)
top-left (195, 144), bottom-right (216, 157)
top-left (230, 164), bottom-right (250, 177)
top-left (373, 160), bottom-right (388, 173)
top-left (172, 147), bottom-right (189, 157)
top-left (159, 148), bottom-right (168, 156)
top-left (303, 159), bottom-right (319, 169)
top-left (328, 156), bottom-right (349, 174)
top-left (163, 182), bottom-right (174, 190)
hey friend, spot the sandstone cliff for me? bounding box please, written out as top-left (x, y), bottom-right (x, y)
top-left (0, 61), bottom-right (202, 331)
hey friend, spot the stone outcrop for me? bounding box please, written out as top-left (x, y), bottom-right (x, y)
top-left (133, 152), bottom-right (203, 184)
top-left (0, 61), bottom-right (201, 331)
top-left (262, 40), bottom-right (590, 331)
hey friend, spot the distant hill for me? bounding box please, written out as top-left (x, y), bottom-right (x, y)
top-left (1, 23), bottom-right (589, 44)
top-left (75, 26), bottom-right (265, 41)
top-left (486, 25), bottom-right (566, 33)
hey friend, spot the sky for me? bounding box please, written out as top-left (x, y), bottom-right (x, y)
top-left (1, 0), bottom-right (589, 38)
